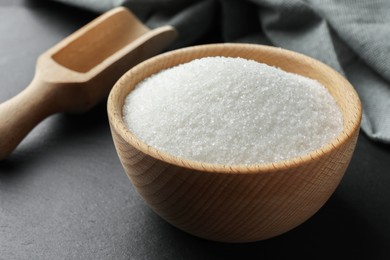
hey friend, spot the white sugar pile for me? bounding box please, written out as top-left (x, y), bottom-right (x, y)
top-left (123, 57), bottom-right (343, 165)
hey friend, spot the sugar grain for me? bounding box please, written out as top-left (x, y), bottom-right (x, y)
top-left (123, 57), bottom-right (342, 165)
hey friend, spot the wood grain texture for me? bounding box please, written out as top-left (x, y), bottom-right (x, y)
top-left (107, 43), bottom-right (362, 242)
top-left (0, 7), bottom-right (177, 160)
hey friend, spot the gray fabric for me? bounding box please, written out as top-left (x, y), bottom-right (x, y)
top-left (53, 0), bottom-right (390, 143)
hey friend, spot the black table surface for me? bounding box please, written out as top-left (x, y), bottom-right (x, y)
top-left (1, 1), bottom-right (390, 259)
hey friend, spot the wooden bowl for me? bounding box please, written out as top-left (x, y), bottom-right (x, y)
top-left (107, 43), bottom-right (362, 243)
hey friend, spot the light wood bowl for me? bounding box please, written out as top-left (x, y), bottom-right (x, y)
top-left (107, 43), bottom-right (362, 243)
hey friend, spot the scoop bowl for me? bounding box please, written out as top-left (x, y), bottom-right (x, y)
top-left (107, 43), bottom-right (362, 243)
top-left (0, 7), bottom-right (177, 160)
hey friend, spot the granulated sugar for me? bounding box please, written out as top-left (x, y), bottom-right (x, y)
top-left (123, 57), bottom-right (343, 165)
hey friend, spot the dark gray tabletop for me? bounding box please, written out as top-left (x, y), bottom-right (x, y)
top-left (1, 1), bottom-right (390, 259)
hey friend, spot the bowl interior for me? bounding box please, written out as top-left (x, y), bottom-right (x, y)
top-left (108, 43), bottom-right (362, 173)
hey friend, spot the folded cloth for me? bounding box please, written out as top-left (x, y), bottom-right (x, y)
top-left (53, 0), bottom-right (390, 144)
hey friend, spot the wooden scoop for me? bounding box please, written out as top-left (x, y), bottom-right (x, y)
top-left (0, 7), bottom-right (177, 160)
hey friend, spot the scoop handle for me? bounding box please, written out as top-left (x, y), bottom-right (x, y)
top-left (0, 77), bottom-right (60, 160)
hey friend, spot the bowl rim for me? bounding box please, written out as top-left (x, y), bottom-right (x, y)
top-left (108, 43), bottom-right (362, 174)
